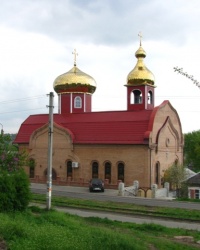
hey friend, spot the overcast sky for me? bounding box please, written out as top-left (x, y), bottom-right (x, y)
top-left (0, 0), bottom-right (200, 134)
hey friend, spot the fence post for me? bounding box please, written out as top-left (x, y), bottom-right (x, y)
top-left (152, 184), bottom-right (158, 198)
top-left (118, 182), bottom-right (124, 196)
top-left (164, 182), bottom-right (170, 197)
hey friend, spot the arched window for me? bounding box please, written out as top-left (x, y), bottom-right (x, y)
top-left (44, 168), bottom-right (57, 180)
top-left (29, 158), bottom-right (35, 178)
top-left (92, 161), bottom-right (98, 178)
top-left (132, 90), bottom-right (142, 104)
top-left (105, 162), bottom-right (111, 183)
top-left (155, 162), bottom-right (160, 184)
top-left (118, 162), bottom-right (124, 182)
top-left (148, 91), bottom-right (153, 104)
top-left (74, 96), bottom-right (82, 108)
top-left (66, 160), bottom-right (72, 178)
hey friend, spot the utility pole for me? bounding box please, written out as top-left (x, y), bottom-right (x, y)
top-left (47, 92), bottom-right (54, 210)
top-left (0, 123), bottom-right (3, 135)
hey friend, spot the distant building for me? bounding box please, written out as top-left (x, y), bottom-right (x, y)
top-left (187, 173), bottom-right (200, 199)
top-left (14, 40), bottom-right (183, 188)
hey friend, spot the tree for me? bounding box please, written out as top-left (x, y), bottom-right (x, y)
top-left (184, 130), bottom-right (200, 172)
top-left (0, 133), bottom-right (31, 211)
top-left (163, 163), bottom-right (187, 198)
top-left (0, 134), bottom-right (27, 171)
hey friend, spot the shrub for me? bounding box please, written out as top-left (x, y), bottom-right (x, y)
top-left (0, 169), bottom-right (31, 212)
top-left (0, 133), bottom-right (31, 211)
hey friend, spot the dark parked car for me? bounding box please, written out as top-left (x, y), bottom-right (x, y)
top-left (89, 178), bottom-right (104, 192)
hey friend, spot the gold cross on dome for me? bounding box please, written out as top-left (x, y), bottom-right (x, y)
top-left (138, 32), bottom-right (142, 46)
top-left (72, 49), bottom-right (78, 66)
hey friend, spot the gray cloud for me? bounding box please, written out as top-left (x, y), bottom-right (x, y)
top-left (0, 0), bottom-right (199, 46)
top-left (0, 0), bottom-right (200, 133)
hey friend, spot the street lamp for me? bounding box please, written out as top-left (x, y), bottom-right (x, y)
top-left (0, 123), bottom-right (3, 135)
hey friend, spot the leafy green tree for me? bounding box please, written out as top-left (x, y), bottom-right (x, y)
top-left (0, 133), bottom-right (31, 211)
top-left (184, 130), bottom-right (200, 172)
top-left (0, 134), bottom-right (27, 171)
top-left (163, 163), bottom-right (187, 198)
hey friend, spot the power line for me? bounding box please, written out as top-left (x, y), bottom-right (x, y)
top-left (0, 94), bottom-right (47, 105)
top-left (156, 96), bottom-right (200, 99)
top-left (0, 94), bottom-right (57, 114)
top-left (1, 93), bottom-right (200, 105)
top-left (0, 107), bottom-right (48, 115)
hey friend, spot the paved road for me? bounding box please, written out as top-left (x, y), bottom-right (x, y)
top-left (31, 183), bottom-right (200, 231)
top-left (31, 183), bottom-right (200, 210)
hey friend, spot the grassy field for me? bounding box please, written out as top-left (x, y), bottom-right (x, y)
top-left (0, 206), bottom-right (200, 250)
top-left (32, 193), bottom-right (200, 221)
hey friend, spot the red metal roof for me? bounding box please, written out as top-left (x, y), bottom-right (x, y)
top-left (14, 109), bottom-right (155, 145)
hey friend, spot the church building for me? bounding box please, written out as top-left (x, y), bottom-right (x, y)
top-left (14, 40), bottom-right (184, 189)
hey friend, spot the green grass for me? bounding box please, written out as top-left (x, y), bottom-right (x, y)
top-left (0, 206), bottom-right (200, 250)
top-left (176, 198), bottom-right (200, 203)
top-left (32, 193), bottom-right (200, 221)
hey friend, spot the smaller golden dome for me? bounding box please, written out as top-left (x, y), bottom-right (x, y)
top-left (53, 65), bottom-right (97, 94)
top-left (127, 44), bottom-right (155, 86)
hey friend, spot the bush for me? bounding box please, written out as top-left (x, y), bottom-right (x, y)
top-left (0, 169), bottom-right (31, 212)
top-left (0, 133), bottom-right (31, 211)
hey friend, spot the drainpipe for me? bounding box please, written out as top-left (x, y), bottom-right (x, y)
top-left (149, 143), bottom-right (157, 188)
top-left (149, 146), bottom-right (152, 187)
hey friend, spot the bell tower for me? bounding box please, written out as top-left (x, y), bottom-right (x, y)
top-left (125, 34), bottom-right (156, 111)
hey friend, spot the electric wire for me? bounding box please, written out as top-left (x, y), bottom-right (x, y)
top-left (0, 94), bottom-right (47, 104)
top-left (0, 94), bottom-right (51, 115)
top-left (0, 107), bottom-right (48, 115)
top-left (0, 94), bottom-right (200, 106)
top-left (0, 94), bottom-right (200, 116)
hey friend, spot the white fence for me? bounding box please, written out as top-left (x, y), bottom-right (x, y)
top-left (118, 181), bottom-right (170, 199)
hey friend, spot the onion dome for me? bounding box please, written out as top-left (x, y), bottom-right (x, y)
top-left (53, 49), bottom-right (97, 94)
top-left (127, 43), bottom-right (155, 86)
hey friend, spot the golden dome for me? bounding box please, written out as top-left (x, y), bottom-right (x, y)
top-left (53, 65), bottom-right (97, 94)
top-left (127, 44), bottom-right (155, 86)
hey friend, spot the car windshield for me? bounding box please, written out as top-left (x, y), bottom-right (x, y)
top-left (91, 179), bottom-right (102, 184)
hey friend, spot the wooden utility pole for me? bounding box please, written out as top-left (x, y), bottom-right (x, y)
top-left (47, 92), bottom-right (54, 210)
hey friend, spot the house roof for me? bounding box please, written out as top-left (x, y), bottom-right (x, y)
top-left (185, 168), bottom-right (196, 180)
top-left (14, 107), bottom-right (156, 145)
top-left (187, 172), bottom-right (200, 185)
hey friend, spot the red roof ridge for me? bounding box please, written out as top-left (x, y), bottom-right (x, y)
top-left (147, 100), bottom-right (170, 132)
